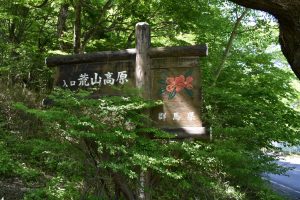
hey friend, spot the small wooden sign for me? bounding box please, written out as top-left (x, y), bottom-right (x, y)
top-left (46, 22), bottom-right (208, 138)
top-left (150, 57), bottom-right (204, 137)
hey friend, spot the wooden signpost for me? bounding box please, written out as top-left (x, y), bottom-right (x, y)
top-left (46, 22), bottom-right (208, 138)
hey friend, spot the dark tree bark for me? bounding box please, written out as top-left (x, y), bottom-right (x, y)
top-left (57, 3), bottom-right (70, 51)
top-left (8, 5), bottom-right (30, 44)
top-left (228, 0), bottom-right (300, 79)
top-left (57, 4), bottom-right (69, 37)
top-left (73, 0), bottom-right (82, 54)
top-left (8, 20), bottom-right (17, 43)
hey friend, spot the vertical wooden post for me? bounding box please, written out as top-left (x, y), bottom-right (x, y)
top-left (135, 22), bottom-right (151, 99)
top-left (135, 22), bottom-right (151, 200)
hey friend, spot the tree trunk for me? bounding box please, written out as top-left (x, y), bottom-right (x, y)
top-left (212, 8), bottom-right (249, 86)
top-left (228, 0), bottom-right (300, 79)
top-left (113, 173), bottom-right (135, 200)
top-left (57, 3), bottom-right (69, 51)
top-left (73, 0), bottom-right (82, 54)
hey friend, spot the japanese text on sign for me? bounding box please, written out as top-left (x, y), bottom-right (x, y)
top-left (158, 112), bottom-right (196, 121)
top-left (62, 71), bottom-right (128, 88)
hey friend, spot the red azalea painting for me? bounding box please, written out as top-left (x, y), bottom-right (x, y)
top-left (159, 69), bottom-right (194, 99)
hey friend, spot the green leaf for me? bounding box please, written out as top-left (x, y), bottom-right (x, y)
top-left (159, 87), bottom-right (166, 95)
top-left (159, 79), bottom-right (166, 84)
top-left (168, 89), bottom-right (176, 99)
top-left (184, 88), bottom-right (193, 97)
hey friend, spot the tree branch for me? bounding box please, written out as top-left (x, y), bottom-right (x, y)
top-left (113, 173), bottom-right (136, 200)
top-left (228, 0), bottom-right (286, 18)
top-left (81, 0), bottom-right (113, 51)
top-left (212, 8), bottom-right (249, 86)
top-left (228, 0), bottom-right (300, 79)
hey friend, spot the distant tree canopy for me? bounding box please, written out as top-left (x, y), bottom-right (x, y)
top-left (229, 0), bottom-right (300, 79)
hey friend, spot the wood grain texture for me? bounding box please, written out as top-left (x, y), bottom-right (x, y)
top-left (135, 22), bottom-right (151, 99)
top-left (150, 57), bottom-right (203, 132)
top-left (46, 45), bottom-right (208, 67)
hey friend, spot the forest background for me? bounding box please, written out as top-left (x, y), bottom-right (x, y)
top-left (0, 0), bottom-right (300, 199)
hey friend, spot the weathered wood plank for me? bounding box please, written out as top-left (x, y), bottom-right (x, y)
top-left (149, 45), bottom-right (208, 58)
top-left (46, 45), bottom-right (208, 67)
top-left (46, 49), bottom-right (136, 67)
top-left (135, 22), bottom-right (151, 99)
top-left (163, 127), bottom-right (207, 139)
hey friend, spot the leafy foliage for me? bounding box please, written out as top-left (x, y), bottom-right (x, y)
top-left (6, 88), bottom-right (285, 199)
top-left (0, 0), bottom-right (299, 199)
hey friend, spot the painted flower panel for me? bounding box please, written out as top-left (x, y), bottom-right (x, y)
top-left (159, 70), bottom-right (194, 99)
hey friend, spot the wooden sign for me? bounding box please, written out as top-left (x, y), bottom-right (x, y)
top-left (46, 22), bottom-right (208, 138)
